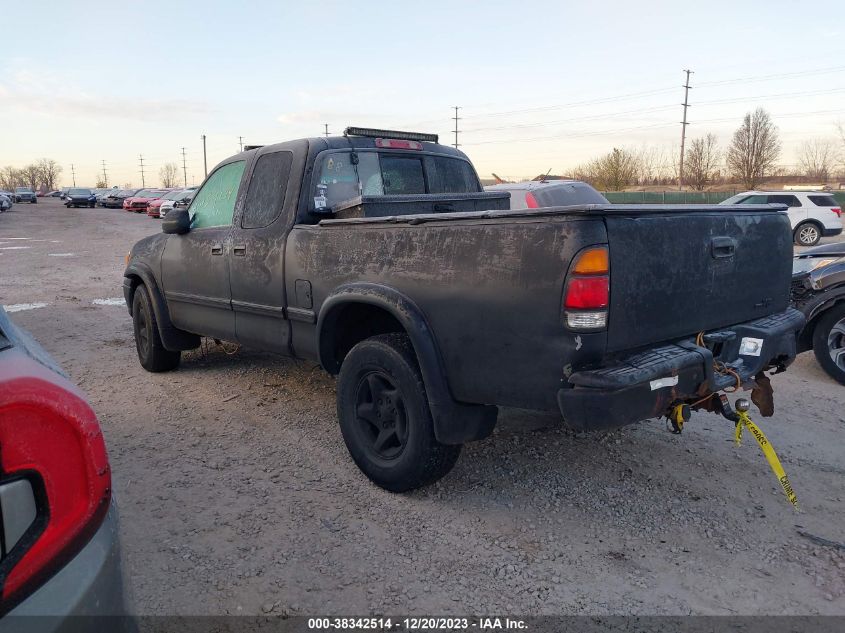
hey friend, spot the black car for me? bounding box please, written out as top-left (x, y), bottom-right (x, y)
top-left (102, 189), bottom-right (139, 209)
top-left (792, 241), bottom-right (845, 384)
top-left (123, 127), bottom-right (803, 492)
top-left (65, 188), bottom-right (97, 208)
top-left (15, 187), bottom-right (37, 204)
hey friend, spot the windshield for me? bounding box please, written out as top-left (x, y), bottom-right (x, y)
top-left (15, 187), bottom-right (32, 193)
top-left (69, 188), bottom-right (91, 195)
top-left (163, 189), bottom-right (189, 200)
top-left (313, 150), bottom-right (480, 210)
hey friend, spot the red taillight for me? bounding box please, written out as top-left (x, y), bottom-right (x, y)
top-left (563, 246), bottom-right (610, 330)
top-left (832, 207), bottom-right (841, 217)
top-left (374, 138), bottom-right (422, 150)
top-left (0, 372), bottom-right (111, 612)
top-left (564, 276), bottom-right (609, 309)
top-left (525, 192), bottom-right (539, 209)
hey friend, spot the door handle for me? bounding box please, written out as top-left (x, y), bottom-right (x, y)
top-left (711, 237), bottom-right (736, 259)
top-left (211, 244), bottom-right (223, 256)
top-left (233, 245), bottom-right (246, 257)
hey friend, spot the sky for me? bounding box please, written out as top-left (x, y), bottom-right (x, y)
top-left (1, 0), bottom-right (844, 187)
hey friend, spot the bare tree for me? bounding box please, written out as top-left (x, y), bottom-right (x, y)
top-left (160, 163), bottom-right (180, 188)
top-left (635, 146), bottom-right (672, 185)
top-left (573, 148), bottom-right (640, 191)
top-left (35, 158), bottom-right (63, 191)
top-left (0, 166), bottom-right (20, 191)
top-left (727, 108), bottom-right (781, 189)
top-left (798, 139), bottom-right (835, 181)
top-left (95, 176), bottom-right (108, 188)
top-left (19, 164), bottom-right (42, 191)
top-left (684, 134), bottom-right (721, 190)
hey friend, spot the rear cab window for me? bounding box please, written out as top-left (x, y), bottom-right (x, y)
top-left (312, 150), bottom-right (480, 211)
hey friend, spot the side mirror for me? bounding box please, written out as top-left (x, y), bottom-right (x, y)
top-left (162, 207), bottom-right (190, 234)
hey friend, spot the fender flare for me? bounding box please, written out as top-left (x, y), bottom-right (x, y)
top-left (316, 283), bottom-right (497, 445)
top-left (123, 264), bottom-right (200, 352)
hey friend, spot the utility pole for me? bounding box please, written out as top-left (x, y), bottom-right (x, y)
top-left (181, 147), bottom-right (188, 186)
top-left (101, 160), bottom-right (108, 186)
top-left (324, 124), bottom-right (330, 138)
top-left (138, 154), bottom-right (146, 188)
top-left (239, 136), bottom-right (244, 152)
top-left (70, 164), bottom-right (76, 187)
top-left (678, 69), bottom-right (693, 191)
top-left (452, 106), bottom-right (461, 149)
top-left (201, 134), bottom-right (208, 178)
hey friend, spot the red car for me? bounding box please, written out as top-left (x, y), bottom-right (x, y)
top-left (122, 189), bottom-right (170, 213)
top-left (146, 188), bottom-right (192, 218)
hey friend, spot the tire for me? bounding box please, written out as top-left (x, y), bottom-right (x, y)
top-left (812, 302), bottom-right (845, 385)
top-left (336, 333), bottom-right (461, 492)
top-left (794, 222), bottom-right (822, 247)
top-left (132, 284), bottom-right (181, 372)
top-left (88, 203), bottom-right (95, 208)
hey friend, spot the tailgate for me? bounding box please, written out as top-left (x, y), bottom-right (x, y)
top-left (604, 205), bottom-right (792, 352)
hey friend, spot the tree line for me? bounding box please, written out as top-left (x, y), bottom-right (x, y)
top-left (569, 109), bottom-right (845, 191)
top-left (0, 159), bottom-right (63, 192)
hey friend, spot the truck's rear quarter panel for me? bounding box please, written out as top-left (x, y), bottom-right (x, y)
top-left (286, 216), bottom-right (607, 410)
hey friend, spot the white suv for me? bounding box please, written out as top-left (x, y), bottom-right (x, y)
top-left (720, 191), bottom-right (842, 246)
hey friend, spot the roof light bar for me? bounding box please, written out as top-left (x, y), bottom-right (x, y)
top-left (344, 127), bottom-right (438, 143)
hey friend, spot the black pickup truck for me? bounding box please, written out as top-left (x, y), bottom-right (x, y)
top-left (124, 127), bottom-right (804, 491)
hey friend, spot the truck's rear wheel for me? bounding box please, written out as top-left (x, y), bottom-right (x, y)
top-left (813, 303), bottom-right (845, 385)
top-left (133, 284), bottom-right (181, 372)
top-left (337, 333), bottom-right (461, 492)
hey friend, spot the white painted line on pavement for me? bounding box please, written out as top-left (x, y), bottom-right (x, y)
top-left (92, 298), bottom-right (126, 306)
top-left (0, 246), bottom-right (31, 250)
top-left (3, 303), bottom-right (49, 313)
top-left (48, 253), bottom-right (76, 257)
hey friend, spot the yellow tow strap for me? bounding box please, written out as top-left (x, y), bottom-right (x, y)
top-left (734, 410), bottom-right (799, 509)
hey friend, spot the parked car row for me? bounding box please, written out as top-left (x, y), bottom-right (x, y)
top-left (51, 187), bottom-right (197, 219)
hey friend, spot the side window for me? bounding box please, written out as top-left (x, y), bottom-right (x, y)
top-left (189, 161), bottom-right (246, 229)
top-left (767, 195), bottom-right (801, 207)
top-left (242, 152), bottom-right (293, 229)
top-left (381, 156), bottom-right (425, 195)
top-left (808, 195), bottom-right (837, 207)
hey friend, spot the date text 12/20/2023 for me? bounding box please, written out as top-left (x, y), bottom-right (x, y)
top-left (307, 617), bottom-right (528, 630)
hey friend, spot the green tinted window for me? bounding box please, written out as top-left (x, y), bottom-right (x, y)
top-left (189, 161), bottom-right (246, 229)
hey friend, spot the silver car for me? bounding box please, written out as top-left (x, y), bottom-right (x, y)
top-left (0, 308), bottom-right (131, 629)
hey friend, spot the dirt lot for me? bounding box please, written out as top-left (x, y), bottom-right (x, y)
top-left (1, 198), bottom-right (843, 616)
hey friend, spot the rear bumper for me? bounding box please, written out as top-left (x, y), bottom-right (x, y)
top-left (4, 503), bottom-right (132, 625)
top-left (822, 227), bottom-right (842, 237)
top-left (557, 308), bottom-right (805, 432)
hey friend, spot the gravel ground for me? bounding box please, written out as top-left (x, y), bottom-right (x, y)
top-left (1, 198), bottom-right (843, 616)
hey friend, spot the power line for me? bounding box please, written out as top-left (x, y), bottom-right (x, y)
top-left (138, 154), bottom-right (146, 187)
top-left (678, 69), bottom-right (693, 191)
top-left (452, 106), bottom-right (461, 149)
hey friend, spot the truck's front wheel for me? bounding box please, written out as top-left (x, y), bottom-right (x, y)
top-left (337, 333), bottom-right (461, 492)
top-left (132, 284), bottom-right (181, 372)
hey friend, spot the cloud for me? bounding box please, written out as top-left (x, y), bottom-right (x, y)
top-left (2, 90), bottom-right (212, 122)
top-left (0, 59), bottom-right (212, 123)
